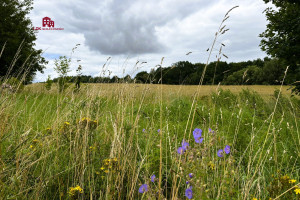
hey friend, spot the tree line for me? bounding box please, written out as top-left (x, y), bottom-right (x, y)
top-left (52, 57), bottom-right (299, 86)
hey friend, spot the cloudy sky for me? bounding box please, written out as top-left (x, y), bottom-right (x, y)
top-left (29, 0), bottom-right (273, 82)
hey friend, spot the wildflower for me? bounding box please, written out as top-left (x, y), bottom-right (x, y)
top-left (217, 149), bottom-right (224, 157)
top-left (30, 139), bottom-right (40, 149)
top-left (177, 147), bottom-right (185, 155)
top-left (224, 145), bottom-right (230, 154)
top-left (68, 185), bottom-right (83, 197)
top-left (189, 173), bottom-right (193, 178)
top-left (193, 128), bottom-right (202, 139)
top-left (195, 136), bottom-right (204, 144)
top-left (142, 129), bottom-right (146, 132)
top-left (89, 146), bottom-right (96, 151)
top-left (64, 121), bottom-right (70, 126)
top-left (157, 129), bottom-right (160, 133)
top-left (185, 187), bottom-right (193, 199)
top-left (281, 175), bottom-right (290, 180)
top-left (182, 140), bottom-right (189, 150)
top-left (151, 175), bottom-right (156, 182)
top-left (186, 181), bottom-right (189, 184)
top-left (253, 198), bottom-right (258, 200)
top-left (289, 179), bottom-right (296, 183)
top-left (208, 128), bottom-right (214, 133)
top-left (138, 184), bottom-right (149, 193)
top-left (100, 167), bottom-right (105, 171)
top-left (295, 188), bottom-right (300, 194)
top-left (208, 161), bottom-right (215, 170)
top-left (193, 128), bottom-right (203, 143)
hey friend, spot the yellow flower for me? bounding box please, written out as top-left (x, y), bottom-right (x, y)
top-left (68, 185), bottom-right (83, 197)
top-left (74, 185), bottom-right (83, 193)
top-left (104, 170), bottom-right (109, 173)
top-left (208, 161), bottom-right (215, 170)
top-left (295, 188), bottom-right (300, 195)
top-left (100, 167), bottom-right (105, 171)
top-left (281, 175), bottom-right (290, 180)
top-left (89, 146), bottom-right (96, 151)
top-left (253, 198), bottom-right (258, 200)
top-left (289, 179), bottom-right (296, 183)
top-left (30, 145), bottom-right (33, 148)
top-left (64, 121), bottom-right (70, 125)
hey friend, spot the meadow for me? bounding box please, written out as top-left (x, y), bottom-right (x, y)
top-left (0, 83), bottom-right (299, 199)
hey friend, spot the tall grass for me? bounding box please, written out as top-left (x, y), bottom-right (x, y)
top-left (0, 81), bottom-right (299, 199)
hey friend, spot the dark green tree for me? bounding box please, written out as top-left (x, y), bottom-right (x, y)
top-left (135, 71), bottom-right (149, 83)
top-left (260, 0), bottom-right (300, 93)
top-left (0, 0), bottom-right (47, 83)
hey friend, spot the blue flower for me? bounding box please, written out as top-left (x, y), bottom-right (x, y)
top-left (217, 149), bottom-right (223, 157)
top-left (208, 128), bottom-right (214, 133)
top-left (177, 147), bottom-right (185, 155)
top-left (224, 145), bottom-right (230, 154)
top-left (186, 181), bottom-right (189, 184)
top-left (151, 175), bottom-right (156, 183)
top-left (157, 129), bottom-right (160, 133)
top-left (138, 184), bottom-right (149, 193)
top-left (193, 128), bottom-right (202, 139)
top-left (185, 187), bottom-right (193, 199)
top-left (142, 129), bottom-right (146, 132)
top-left (195, 136), bottom-right (204, 144)
top-left (182, 140), bottom-right (189, 150)
top-left (189, 173), bottom-right (193, 178)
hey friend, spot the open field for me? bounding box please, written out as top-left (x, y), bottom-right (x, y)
top-left (0, 83), bottom-right (299, 199)
top-left (26, 83), bottom-right (295, 99)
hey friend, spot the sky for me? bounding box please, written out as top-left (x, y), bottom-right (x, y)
top-left (29, 0), bottom-right (273, 82)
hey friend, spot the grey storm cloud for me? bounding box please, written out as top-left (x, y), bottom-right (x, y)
top-left (57, 0), bottom-right (218, 55)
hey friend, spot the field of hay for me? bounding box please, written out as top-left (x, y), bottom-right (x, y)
top-left (26, 83), bottom-right (294, 98)
top-left (0, 83), bottom-right (299, 199)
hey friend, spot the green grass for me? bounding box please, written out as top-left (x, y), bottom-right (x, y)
top-left (0, 84), bottom-right (299, 199)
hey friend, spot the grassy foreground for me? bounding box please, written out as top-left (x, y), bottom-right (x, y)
top-left (0, 83), bottom-right (299, 199)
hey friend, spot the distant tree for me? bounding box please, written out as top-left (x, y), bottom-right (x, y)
top-left (75, 65), bottom-right (82, 91)
top-left (0, 0), bottom-right (47, 83)
top-left (261, 58), bottom-right (286, 85)
top-left (45, 75), bottom-right (52, 91)
top-left (135, 71), bottom-right (149, 83)
top-left (224, 65), bottom-right (262, 85)
top-left (123, 75), bottom-right (132, 83)
top-left (110, 76), bottom-right (119, 83)
top-left (54, 56), bottom-right (71, 92)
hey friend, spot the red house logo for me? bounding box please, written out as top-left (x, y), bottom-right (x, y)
top-left (42, 17), bottom-right (54, 27)
top-left (32, 17), bottom-right (64, 31)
